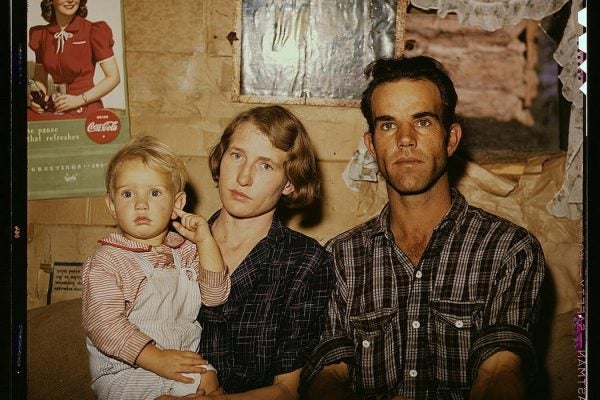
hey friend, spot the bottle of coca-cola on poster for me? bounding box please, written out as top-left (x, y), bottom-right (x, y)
top-left (28, 80), bottom-right (55, 112)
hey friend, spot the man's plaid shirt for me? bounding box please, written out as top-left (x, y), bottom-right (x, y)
top-left (301, 189), bottom-right (545, 399)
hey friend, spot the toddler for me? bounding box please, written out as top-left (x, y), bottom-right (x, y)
top-left (81, 135), bottom-right (230, 399)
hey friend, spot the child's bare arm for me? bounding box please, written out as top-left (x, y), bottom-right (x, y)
top-left (172, 208), bottom-right (225, 274)
top-left (135, 342), bottom-right (210, 383)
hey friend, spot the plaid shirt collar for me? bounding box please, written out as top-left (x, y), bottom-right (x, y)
top-left (97, 231), bottom-right (185, 252)
top-left (208, 209), bottom-right (288, 304)
top-left (369, 188), bottom-right (467, 243)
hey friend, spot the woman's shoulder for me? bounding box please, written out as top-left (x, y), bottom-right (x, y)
top-left (280, 224), bottom-right (326, 251)
top-left (276, 226), bottom-right (331, 270)
top-left (275, 228), bottom-right (331, 289)
top-left (29, 24), bottom-right (50, 34)
top-left (90, 19), bottom-right (114, 35)
top-left (29, 24), bottom-right (51, 43)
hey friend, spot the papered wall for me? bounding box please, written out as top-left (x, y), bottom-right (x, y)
top-left (27, 1), bottom-right (581, 399)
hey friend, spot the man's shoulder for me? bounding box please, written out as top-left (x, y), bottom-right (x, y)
top-left (463, 202), bottom-right (541, 245)
top-left (325, 213), bottom-right (382, 250)
top-left (465, 202), bottom-right (524, 228)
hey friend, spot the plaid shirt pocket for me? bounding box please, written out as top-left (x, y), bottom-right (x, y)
top-left (429, 300), bottom-right (484, 390)
top-left (349, 307), bottom-right (401, 396)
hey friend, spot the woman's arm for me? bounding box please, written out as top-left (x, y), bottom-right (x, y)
top-left (218, 368), bottom-right (302, 400)
top-left (82, 57), bottom-right (120, 104)
top-left (54, 57), bottom-right (120, 113)
top-left (156, 368), bottom-right (302, 400)
top-left (32, 63), bottom-right (49, 89)
top-left (198, 370), bottom-right (219, 396)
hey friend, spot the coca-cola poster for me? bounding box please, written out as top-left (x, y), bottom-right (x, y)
top-left (26, 0), bottom-right (130, 199)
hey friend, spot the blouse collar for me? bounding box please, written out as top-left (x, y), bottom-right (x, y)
top-left (98, 231), bottom-right (186, 252)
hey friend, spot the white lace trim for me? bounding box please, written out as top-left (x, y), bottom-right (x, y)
top-left (410, 0), bottom-right (570, 31)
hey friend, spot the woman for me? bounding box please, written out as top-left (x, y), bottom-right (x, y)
top-left (28, 0), bottom-right (120, 120)
top-left (162, 105), bottom-right (332, 400)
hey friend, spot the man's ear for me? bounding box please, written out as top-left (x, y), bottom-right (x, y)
top-left (281, 181), bottom-right (295, 196)
top-left (105, 194), bottom-right (117, 220)
top-left (171, 191), bottom-right (187, 219)
top-left (446, 123), bottom-right (462, 157)
top-left (364, 132), bottom-right (377, 159)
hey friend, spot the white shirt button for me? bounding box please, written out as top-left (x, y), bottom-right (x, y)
top-left (362, 340), bottom-right (370, 348)
top-left (415, 270), bottom-right (422, 278)
top-left (455, 320), bottom-right (464, 328)
top-left (409, 369), bottom-right (418, 377)
top-left (412, 320), bottom-right (420, 329)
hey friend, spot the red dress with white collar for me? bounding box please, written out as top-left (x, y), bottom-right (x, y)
top-left (28, 15), bottom-right (115, 120)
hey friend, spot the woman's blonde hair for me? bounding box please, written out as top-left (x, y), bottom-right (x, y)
top-left (105, 135), bottom-right (188, 197)
top-left (209, 105), bottom-right (321, 209)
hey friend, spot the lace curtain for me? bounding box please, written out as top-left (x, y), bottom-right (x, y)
top-left (344, 0), bottom-right (584, 220)
top-left (411, 0), bottom-right (569, 31)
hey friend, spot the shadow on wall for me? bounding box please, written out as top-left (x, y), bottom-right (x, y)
top-left (529, 272), bottom-right (556, 400)
top-left (456, 117), bottom-right (562, 164)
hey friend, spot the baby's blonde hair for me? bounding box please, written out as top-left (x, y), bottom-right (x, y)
top-left (105, 135), bottom-right (188, 197)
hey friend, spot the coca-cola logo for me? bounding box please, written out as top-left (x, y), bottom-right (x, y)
top-left (88, 121), bottom-right (119, 132)
top-left (85, 109), bottom-right (121, 144)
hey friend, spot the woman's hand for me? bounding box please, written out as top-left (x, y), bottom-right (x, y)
top-left (154, 387), bottom-right (224, 399)
top-left (29, 96), bottom-right (48, 113)
top-left (52, 93), bottom-right (86, 113)
top-left (28, 81), bottom-right (49, 113)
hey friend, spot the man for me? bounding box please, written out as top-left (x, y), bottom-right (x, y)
top-left (300, 56), bottom-right (545, 400)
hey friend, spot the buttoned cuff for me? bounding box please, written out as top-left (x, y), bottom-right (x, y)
top-left (121, 332), bottom-right (154, 366)
top-left (199, 269), bottom-right (231, 306)
top-left (299, 335), bottom-right (355, 396)
top-left (468, 324), bottom-right (537, 383)
top-left (199, 268), bottom-right (228, 287)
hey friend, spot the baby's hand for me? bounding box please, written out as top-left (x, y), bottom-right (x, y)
top-left (172, 208), bottom-right (211, 244)
top-left (140, 347), bottom-right (209, 384)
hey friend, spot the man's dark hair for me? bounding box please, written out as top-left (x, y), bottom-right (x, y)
top-left (360, 55), bottom-right (458, 134)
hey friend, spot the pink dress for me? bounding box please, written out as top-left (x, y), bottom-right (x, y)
top-left (28, 15), bottom-right (115, 120)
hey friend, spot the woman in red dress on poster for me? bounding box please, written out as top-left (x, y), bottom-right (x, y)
top-left (28, 0), bottom-right (120, 121)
